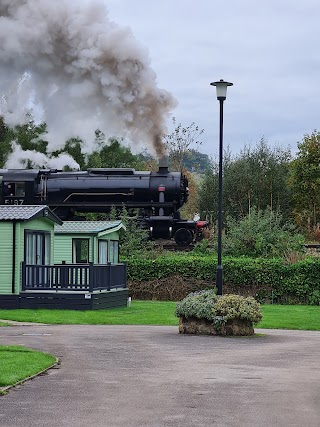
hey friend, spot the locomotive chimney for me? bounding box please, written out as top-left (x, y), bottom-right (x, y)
top-left (158, 155), bottom-right (169, 174)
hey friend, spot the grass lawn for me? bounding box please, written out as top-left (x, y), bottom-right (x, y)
top-left (0, 301), bottom-right (319, 330)
top-left (258, 304), bottom-right (320, 330)
top-left (0, 346), bottom-right (56, 391)
top-left (0, 301), bottom-right (176, 326)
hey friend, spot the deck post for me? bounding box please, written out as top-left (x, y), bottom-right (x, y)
top-left (21, 261), bottom-right (26, 291)
top-left (123, 261), bottom-right (127, 288)
top-left (107, 263), bottom-right (111, 291)
top-left (89, 262), bottom-right (94, 292)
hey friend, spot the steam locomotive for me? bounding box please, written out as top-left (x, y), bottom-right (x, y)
top-left (0, 165), bottom-right (207, 245)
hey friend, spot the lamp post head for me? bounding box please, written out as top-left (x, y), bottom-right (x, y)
top-left (210, 79), bottom-right (233, 100)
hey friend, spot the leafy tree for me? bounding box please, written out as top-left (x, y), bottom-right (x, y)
top-left (248, 139), bottom-right (291, 214)
top-left (52, 138), bottom-right (86, 170)
top-left (0, 116), bottom-right (13, 167)
top-left (4, 113), bottom-right (48, 154)
top-left (86, 138), bottom-right (146, 170)
top-left (198, 139), bottom-right (292, 224)
top-left (223, 140), bottom-right (291, 220)
top-left (289, 130), bottom-right (320, 235)
top-left (0, 115), bottom-right (49, 167)
top-left (14, 120), bottom-right (48, 154)
top-left (109, 205), bottom-right (118, 221)
top-left (223, 149), bottom-right (252, 219)
top-left (183, 149), bottom-right (211, 173)
top-left (198, 163), bottom-right (218, 224)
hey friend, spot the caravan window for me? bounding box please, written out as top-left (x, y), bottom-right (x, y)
top-left (72, 239), bottom-right (89, 263)
top-left (25, 231), bottom-right (51, 265)
top-left (109, 240), bottom-right (119, 264)
top-left (98, 240), bottom-right (108, 264)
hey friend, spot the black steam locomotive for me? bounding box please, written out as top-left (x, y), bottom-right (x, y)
top-left (0, 165), bottom-right (207, 245)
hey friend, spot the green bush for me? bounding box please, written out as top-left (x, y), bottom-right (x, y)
top-left (211, 294), bottom-right (263, 323)
top-left (175, 290), bottom-right (218, 320)
top-left (223, 208), bottom-right (304, 258)
top-left (175, 291), bottom-right (263, 325)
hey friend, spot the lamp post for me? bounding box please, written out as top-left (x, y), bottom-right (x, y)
top-left (210, 79), bottom-right (233, 295)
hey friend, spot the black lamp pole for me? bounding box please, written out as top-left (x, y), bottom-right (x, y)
top-left (210, 79), bottom-right (233, 295)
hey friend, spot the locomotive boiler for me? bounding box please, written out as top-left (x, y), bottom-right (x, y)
top-left (0, 165), bottom-right (207, 245)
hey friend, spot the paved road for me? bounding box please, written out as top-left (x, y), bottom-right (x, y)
top-left (0, 324), bottom-right (319, 427)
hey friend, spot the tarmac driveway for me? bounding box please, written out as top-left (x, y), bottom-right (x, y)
top-left (0, 324), bottom-right (319, 427)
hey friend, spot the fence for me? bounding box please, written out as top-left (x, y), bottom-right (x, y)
top-left (21, 261), bottom-right (127, 292)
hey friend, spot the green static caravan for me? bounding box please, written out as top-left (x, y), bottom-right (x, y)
top-left (53, 220), bottom-right (126, 265)
top-left (0, 205), bottom-right (62, 308)
top-left (0, 208), bottom-right (128, 310)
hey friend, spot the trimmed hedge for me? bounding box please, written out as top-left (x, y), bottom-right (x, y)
top-left (126, 255), bottom-right (320, 304)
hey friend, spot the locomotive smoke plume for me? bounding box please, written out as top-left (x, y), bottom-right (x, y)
top-left (0, 0), bottom-right (176, 167)
top-left (5, 142), bottom-right (81, 170)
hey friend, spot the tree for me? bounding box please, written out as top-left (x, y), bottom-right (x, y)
top-left (0, 115), bottom-right (49, 167)
top-left (164, 117), bottom-right (204, 172)
top-left (198, 139), bottom-right (292, 224)
top-left (182, 149), bottom-right (211, 174)
top-left (52, 138), bottom-right (86, 170)
top-left (86, 138), bottom-right (146, 170)
top-left (0, 116), bottom-right (13, 167)
top-left (163, 118), bottom-right (205, 220)
top-left (223, 140), bottom-right (291, 220)
top-left (198, 162), bottom-right (219, 224)
top-left (289, 130), bottom-right (320, 234)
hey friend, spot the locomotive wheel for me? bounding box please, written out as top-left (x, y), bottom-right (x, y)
top-left (174, 228), bottom-right (193, 246)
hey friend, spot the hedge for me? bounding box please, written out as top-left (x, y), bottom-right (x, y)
top-left (126, 255), bottom-right (320, 304)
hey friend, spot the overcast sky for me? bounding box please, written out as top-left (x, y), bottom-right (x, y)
top-left (106, 0), bottom-right (320, 158)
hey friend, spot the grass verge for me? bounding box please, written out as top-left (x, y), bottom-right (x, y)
top-left (0, 346), bottom-right (56, 393)
top-left (0, 301), bottom-right (319, 330)
top-left (258, 304), bottom-right (320, 330)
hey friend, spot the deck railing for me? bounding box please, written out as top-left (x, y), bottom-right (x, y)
top-left (21, 262), bottom-right (127, 292)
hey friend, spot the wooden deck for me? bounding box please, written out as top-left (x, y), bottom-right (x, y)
top-left (0, 262), bottom-right (128, 310)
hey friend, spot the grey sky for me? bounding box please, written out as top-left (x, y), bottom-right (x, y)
top-left (106, 0), bottom-right (320, 158)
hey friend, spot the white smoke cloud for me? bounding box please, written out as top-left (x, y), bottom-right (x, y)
top-left (0, 73), bottom-right (34, 126)
top-left (0, 0), bottom-right (176, 166)
top-left (5, 142), bottom-right (80, 170)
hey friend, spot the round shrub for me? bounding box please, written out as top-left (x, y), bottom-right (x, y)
top-left (175, 290), bottom-right (218, 321)
top-left (211, 294), bottom-right (263, 323)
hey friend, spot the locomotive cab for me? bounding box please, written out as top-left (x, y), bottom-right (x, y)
top-left (0, 170), bottom-right (40, 206)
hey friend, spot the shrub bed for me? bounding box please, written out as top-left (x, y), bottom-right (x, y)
top-left (175, 291), bottom-right (263, 336)
top-left (126, 255), bottom-right (320, 304)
